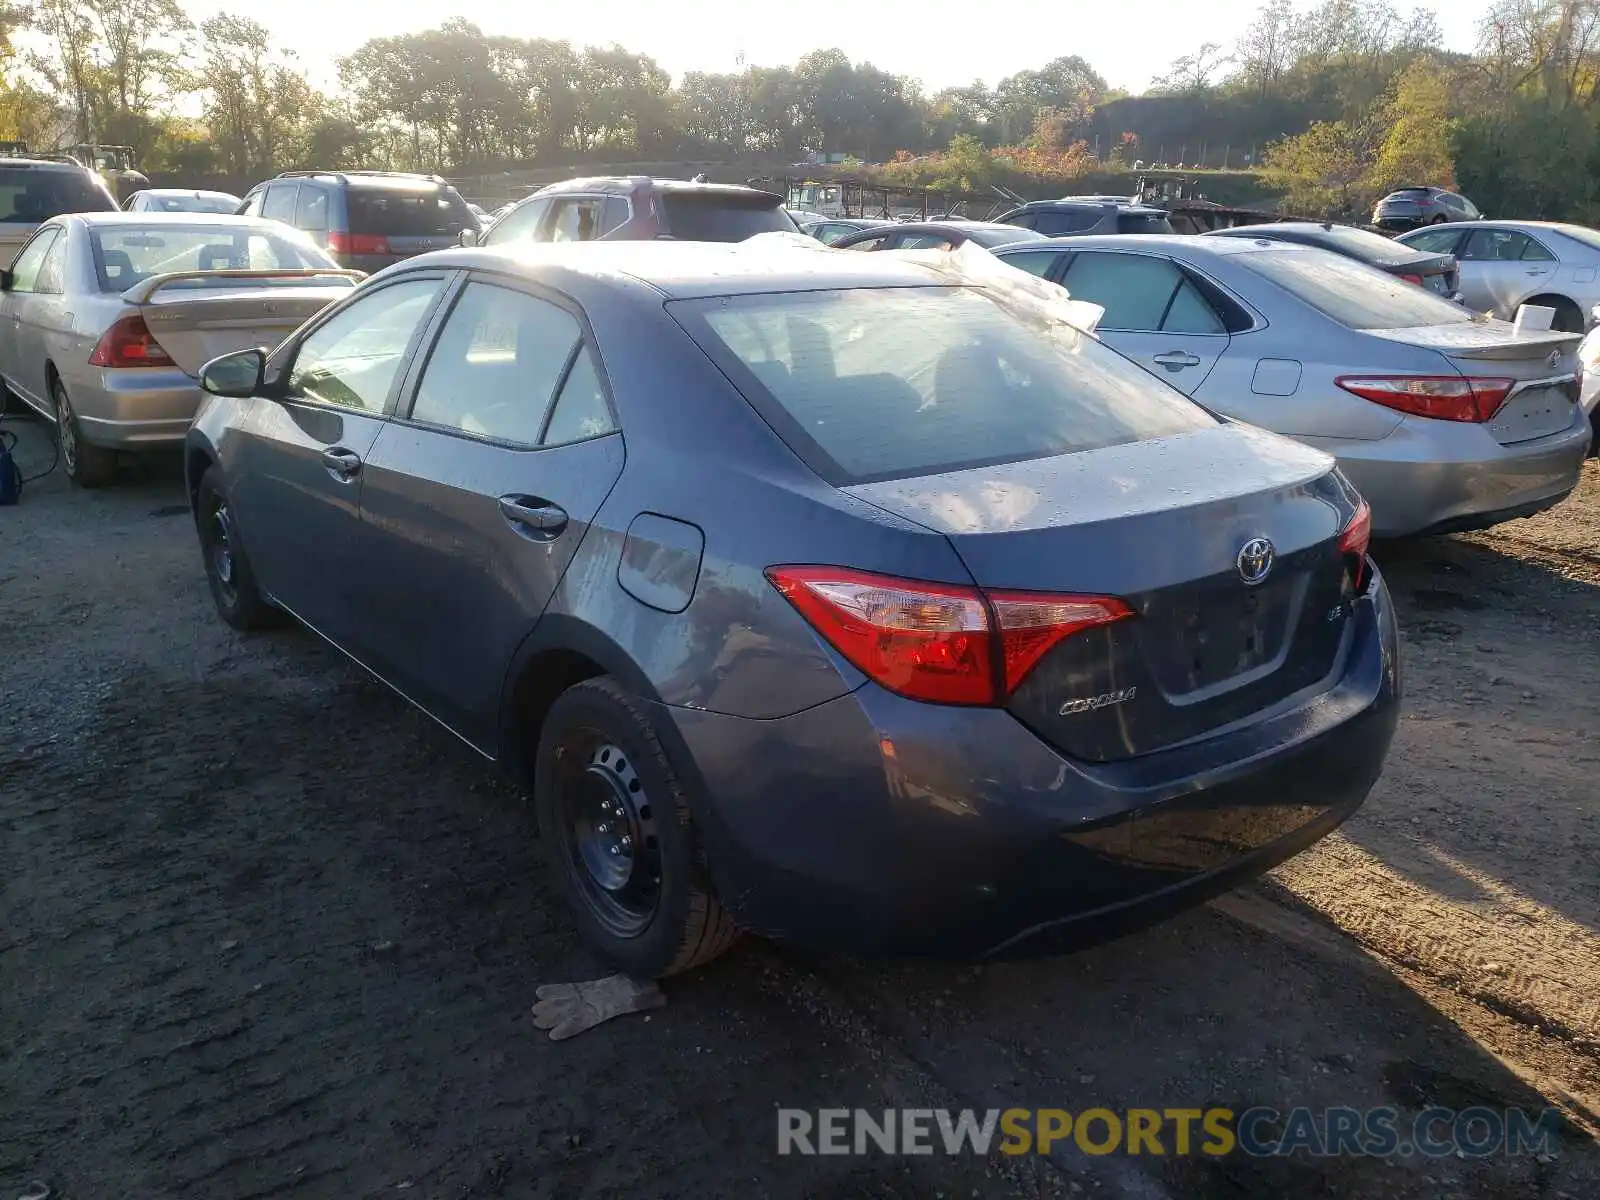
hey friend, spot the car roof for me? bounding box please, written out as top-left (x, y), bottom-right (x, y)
top-left (139, 188), bottom-right (239, 199)
top-left (0, 157), bottom-right (94, 172)
top-left (62, 211), bottom-right (291, 229)
top-left (1017, 198), bottom-right (1168, 215)
top-left (417, 239), bottom-right (951, 300)
top-left (876, 220), bottom-right (1022, 236)
top-left (536, 175), bottom-right (782, 202)
top-left (995, 232), bottom-right (1280, 257)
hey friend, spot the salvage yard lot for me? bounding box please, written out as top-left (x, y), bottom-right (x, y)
top-left (1, 412), bottom-right (1596, 1199)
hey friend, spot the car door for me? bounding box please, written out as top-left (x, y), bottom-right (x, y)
top-left (228, 272), bottom-right (451, 644)
top-left (1058, 250), bottom-right (1230, 393)
top-left (0, 226), bottom-right (62, 410)
top-left (1456, 228), bottom-right (1557, 317)
top-left (348, 275), bottom-right (625, 750)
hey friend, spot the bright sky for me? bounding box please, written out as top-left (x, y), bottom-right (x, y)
top-left (186, 0), bottom-right (1496, 96)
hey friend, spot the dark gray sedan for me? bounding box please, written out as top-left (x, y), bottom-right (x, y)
top-left (185, 241), bottom-right (1400, 976)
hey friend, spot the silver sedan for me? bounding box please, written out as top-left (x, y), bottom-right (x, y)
top-left (1397, 220), bottom-right (1600, 332)
top-left (993, 234), bottom-right (1593, 537)
top-left (0, 212), bottom-right (360, 486)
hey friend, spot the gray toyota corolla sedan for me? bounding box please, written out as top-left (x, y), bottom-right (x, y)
top-left (185, 241), bottom-right (1400, 977)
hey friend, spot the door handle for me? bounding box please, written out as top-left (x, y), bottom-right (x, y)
top-left (1525, 268), bottom-right (1550, 276)
top-left (498, 495), bottom-right (568, 539)
top-left (320, 446), bottom-right (362, 480)
top-left (1152, 351), bottom-right (1202, 370)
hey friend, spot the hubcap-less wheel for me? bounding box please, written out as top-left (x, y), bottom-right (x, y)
top-left (561, 739), bottom-right (662, 938)
top-left (209, 501), bottom-right (238, 602)
top-left (55, 387), bottom-right (77, 475)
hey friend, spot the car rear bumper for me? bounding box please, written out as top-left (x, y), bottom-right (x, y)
top-left (661, 561), bottom-right (1400, 959)
top-left (1330, 411), bottom-right (1591, 537)
top-left (72, 367), bottom-right (203, 450)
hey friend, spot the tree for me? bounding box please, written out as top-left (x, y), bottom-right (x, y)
top-left (1154, 43), bottom-right (1232, 93)
top-left (196, 13), bottom-right (321, 177)
top-left (1369, 67), bottom-right (1455, 188)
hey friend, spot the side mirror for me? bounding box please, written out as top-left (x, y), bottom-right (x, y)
top-left (0, 269), bottom-right (12, 291)
top-left (459, 228), bottom-right (479, 248)
top-left (200, 347), bottom-right (266, 398)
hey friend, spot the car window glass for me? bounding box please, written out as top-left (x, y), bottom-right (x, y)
top-left (0, 168), bottom-right (114, 222)
top-left (287, 278), bottom-right (443, 412)
top-left (8, 228), bottom-right (58, 292)
top-left (1461, 229), bottom-right (1551, 262)
top-left (88, 226), bottom-right (332, 290)
top-left (1403, 227), bottom-right (1462, 254)
top-left (550, 197), bottom-right (605, 242)
top-left (241, 192), bottom-right (264, 217)
top-left (483, 197), bottom-right (550, 246)
top-left (411, 281), bottom-right (582, 444)
top-left (600, 195), bottom-right (629, 234)
top-left (296, 186), bottom-right (328, 231)
top-left (899, 233), bottom-right (955, 249)
top-left (845, 235), bottom-right (891, 251)
top-left (35, 234), bottom-right (66, 294)
top-left (347, 187), bottom-right (474, 237)
top-left (1061, 252), bottom-right (1187, 330)
top-left (1242, 248), bottom-right (1473, 329)
top-left (1030, 209), bottom-right (1098, 235)
top-left (1005, 213), bottom-right (1036, 230)
top-left (542, 346), bottom-right (616, 444)
top-left (262, 184), bottom-right (298, 223)
top-left (1001, 250), bottom-right (1061, 278)
top-left (1161, 277), bottom-right (1226, 334)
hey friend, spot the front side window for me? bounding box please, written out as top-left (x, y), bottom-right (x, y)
top-left (35, 236), bottom-right (66, 294)
top-left (671, 285), bottom-right (1215, 485)
top-left (410, 281), bottom-right (585, 445)
top-left (844, 234), bottom-right (892, 252)
top-left (482, 197), bottom-right (551, 247)
top-left (262, 184), bottom-right (299, 223)
top-left (1001, 250), bottom-right (1064, 278)
top-left (1402, 227), bottom-right (1463, 255)
top-left (1061, 252), bottom-right (1222, 332)
top-left (8, 228), bottom-right (60, 292)
top-left (286, 278), bottom-right (444, 412)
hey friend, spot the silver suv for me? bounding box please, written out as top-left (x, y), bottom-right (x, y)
top-left (996, 198), bottom-right (1174, 238)
top-left (0, 157), bottom-right (118, 266)
top-left (1372, 187), bottom-right (1482, 231)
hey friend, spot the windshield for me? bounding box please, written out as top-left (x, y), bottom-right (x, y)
top-left (150, 193), bottom-right (239, 214)
top-left (347, 186), bottom-right (477, 237)
top-left (671, 286), bottom-right (1216, 485)
top-left (661, 193), bottom-right (795, 241)
top-left (89, 225), bottom-right (337, 292)
top-left (0, 167), bottom-right (116, 223)
top-left (1241, 247), bottom-right (1475, 329)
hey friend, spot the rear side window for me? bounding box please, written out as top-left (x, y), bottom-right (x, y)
top-left (262, 185), bottom-right (298, 222)
top-left (0, 168), bottom-right (115, 222)
top-left (660, 193), bottom-right (793, 241)
top-left (296, 186), bottom-right (329, 231)
top-left (671, 286), bottom-right (1215, 485)
top-left (1117, 212), bottom-right (1175, 234)
top-left (1242, 248), bottom-right (1474, 329)
top-left (1028, 209), bottom-right (1100, 236)
top-left (347, 187), bottom-right (475, 237)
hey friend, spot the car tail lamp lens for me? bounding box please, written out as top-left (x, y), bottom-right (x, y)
top-left (325, 230), bottom-right (349, 254)
top-left (1335, 375), bottom-right (1514, 422)
top-left (88, 314), bottom-right (174, 368)
top-left (350, 233), bottom-right (389, 255)
top-left (1398, 273), bottom-right (1425, 286)
top-left (765, 565), bottom-right (1132, 706)
top-left (1338, 499), bottom-right (1373, 590)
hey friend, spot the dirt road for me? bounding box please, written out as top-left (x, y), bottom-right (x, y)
top-left (1, 413), bottom-right (1596, 1199)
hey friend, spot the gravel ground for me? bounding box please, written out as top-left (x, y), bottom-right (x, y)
top-left (1, 412), bottom-right (1596, 1199)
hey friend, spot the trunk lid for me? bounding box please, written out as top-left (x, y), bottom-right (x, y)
top-left (1367, 321), bottom-right (1583, 444)
top-left (846, 423), bottom-right (1360, 761)
top-left (123, 271), bottom-right (360, 376)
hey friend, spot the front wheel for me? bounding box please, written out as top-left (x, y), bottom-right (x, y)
top-left (52, 376), bottom-right (116, 487)
top-left (196, 466), bottom-right (279, 630)
top-left (535, 678), bottom-right (739, 977)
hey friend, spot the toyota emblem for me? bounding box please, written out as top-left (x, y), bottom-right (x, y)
top-left (1236, 537), bottom-right (1275, 586)
top-left (1547, 348), bottom-right (1562, 369)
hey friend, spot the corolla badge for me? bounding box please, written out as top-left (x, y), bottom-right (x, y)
top-left (1236, 537), bottom-right (1275, 586)
top-left (1059, 687), bottom-right (1137, 716)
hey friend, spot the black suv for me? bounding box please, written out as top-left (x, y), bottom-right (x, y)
top-left (240, 171), bottom-right (481, 272)
top-left (997, 198), bottom-right (1174, 237)
top-left (472, 176), bottom-right (795, 248)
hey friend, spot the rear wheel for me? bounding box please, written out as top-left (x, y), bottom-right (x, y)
top-left (196, 466), bottom-right (279, 630)
top-left (1429, 214), bottom-right (1449, 225)
top-left (52, 375), bottom-right (116, 488)
top-left (1528, 295), bottom-right (1584, 334)
top-left (535, 677), bottom-right (739, 977)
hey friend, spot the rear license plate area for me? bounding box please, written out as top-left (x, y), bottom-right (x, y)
top-left (1490, 386), bottom-right (1575, 444)
top-left (1155, 581), bottom-right (1293, 692)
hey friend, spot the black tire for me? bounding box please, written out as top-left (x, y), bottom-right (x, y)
top-left (52, 374), bottom-right (116, 487)
top-left (195, 466), bottom-right (279, 630)
top-left (1527, 295), bottom-right (1585, 334)
top-left (1429, 214), bottom-right (1449, 225)
top-left (534, 677), bottom-right (739, 977)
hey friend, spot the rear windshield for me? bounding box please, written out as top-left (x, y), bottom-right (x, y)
top-left (89, 225), bottom-right (336, 292)
top-left (1381, 189), bottom-right (1432, 201)
top-left (967, 225), bottom-right (1046, 247)
top-left (149, 193), bottom-right (239, 214)
top-left (670, 286), bottom-right (1216, 485)
top-left (0, 167), bottom-right (115, 223)
top-left (1280, 224), bottom-right (1432, 267)
top-left (661, 193), bottom-right (795, 241)
top-left (346, 186), bottom-right (477, 237)
top-left (1117, 212), bottom-right (1174, 234)
top-left (1241, 247), bottom-right (1474, 329)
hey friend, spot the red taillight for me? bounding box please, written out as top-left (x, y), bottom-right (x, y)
top-left (1338, 499), bottom-right (1373, 590)
top-left (1335, 375), bottom-right (1514, 422)
top-left (350, 233), bottom-right (389, 255)
top-left (765, 565), bottom-right (1132, 706)
top-left (1398, 273), bottom-right (1425, 287)
top-left (325, 230), bottom-right (350, 255)
top-left (88, 314), bottom-right (174, 368)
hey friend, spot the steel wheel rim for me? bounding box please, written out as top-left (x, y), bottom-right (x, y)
top-left (208, 499), bottom-right (238, 602)
top-left (557, 735), bottom-right (662, 938)
top-left (55, 388), bottom-right (77, 475)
